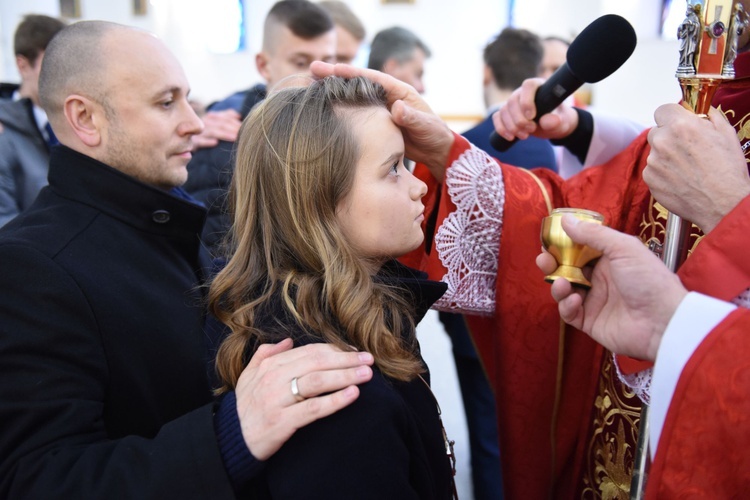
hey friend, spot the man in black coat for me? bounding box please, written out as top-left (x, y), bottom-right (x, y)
top-left (0, 21), bottom-right (374, 498)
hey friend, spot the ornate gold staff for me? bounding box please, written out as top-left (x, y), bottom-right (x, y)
top-left (632, 2), bottom-right (744, 498)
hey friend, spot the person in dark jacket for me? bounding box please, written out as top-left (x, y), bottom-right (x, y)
top-left (0, 21), bottom-right (376, 498)
top-left (0, 14), bottom-right (66, 227)
top-left (462, 27), bottom-right (556, 171)
top-left (210, 76), bottom-right (456, 499)
top-left (185, 0), bottom-right (336, 252)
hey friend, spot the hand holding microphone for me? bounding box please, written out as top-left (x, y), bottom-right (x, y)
top-left (490, 14), bottom-right (637, 152)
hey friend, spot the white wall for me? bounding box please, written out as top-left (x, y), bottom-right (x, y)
top-left (0, 0), bottom-right (687, 126)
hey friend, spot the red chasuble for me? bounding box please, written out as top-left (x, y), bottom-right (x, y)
top-left (645, 308), bottom-right (750, 498)
top-left (401, 51), bottom-right (750, 499)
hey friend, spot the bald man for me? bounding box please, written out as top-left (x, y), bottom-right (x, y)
top-left (0, 21), bottom-right (372, 498)
top-left (185, 0), bottom-right (336, 251)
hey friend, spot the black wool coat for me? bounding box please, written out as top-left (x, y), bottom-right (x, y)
top-left (0, 146), bottom-right (234, 499)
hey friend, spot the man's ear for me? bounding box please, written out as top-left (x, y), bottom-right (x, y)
top-left (256, 52), bottom-right (271, 82)
top-left (483, 65), bottom-right (493, 87)
top-left (63, 94), bottom-right (103, 147)
top-left (15, 55), bottom-right (32, 76)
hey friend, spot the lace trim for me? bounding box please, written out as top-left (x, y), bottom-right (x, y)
top-left (613, 356), bottom-right (652, 405)
top-left (617, 286), bottom-right (750, 403)
top-left (731, 287), bottom-right (750, 308)
top-left (432, 144), bottom-right (504, 315)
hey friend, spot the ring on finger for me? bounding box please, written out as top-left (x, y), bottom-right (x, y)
top-left (290, 376), bottom-right (305, 402)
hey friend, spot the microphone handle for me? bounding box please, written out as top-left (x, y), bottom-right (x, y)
top-left (489, 66), bottom-right (584, 152)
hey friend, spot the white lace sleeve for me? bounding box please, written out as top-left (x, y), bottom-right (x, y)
top-left (432, 143), bottom-right (504, 315)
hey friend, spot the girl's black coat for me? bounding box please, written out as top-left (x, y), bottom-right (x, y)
top-left (248, 260), bottom-right (454, 500)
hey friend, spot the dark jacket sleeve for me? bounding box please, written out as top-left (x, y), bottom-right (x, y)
top-left (257, 369), bottom-right (421, 500)
top-left (184, 140), bottom-right (236, 253)
top-left (0, 245), bottom-right (235, 500)
top-left (0, 133), bottom-right (22, 227)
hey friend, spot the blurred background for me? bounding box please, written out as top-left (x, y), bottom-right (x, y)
top-left (0, 0), bottom-right (687, 130)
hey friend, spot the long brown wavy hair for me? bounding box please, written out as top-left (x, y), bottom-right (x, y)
top-left (210, 76), bottom-right (424, 391)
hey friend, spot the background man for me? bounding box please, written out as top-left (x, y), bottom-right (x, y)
top-left (319, 0), bottom-right (365, 64)
top-left (463, 27), bottom-right (556, 169)
top-left (539, 36), bottom-right (569, 79)
top-left (368, 26), bottom-right (430, 94)
top-left (0, 21), bottom-right (372, 498)
top-left (0, 14), bottom-right (66, 226)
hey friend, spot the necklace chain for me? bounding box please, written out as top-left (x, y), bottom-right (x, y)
top-left (418, 374), bottom-right (458, 499)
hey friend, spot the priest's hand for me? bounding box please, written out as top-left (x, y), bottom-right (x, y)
top-left (536, 215), bottom-right (687, 361)
top-left (645, 104), bottom-right (750, 233)
top-left (235, 339), bottom-right (374, 460)
top-left (310, 61), bottom-right (454, 182)
top-left (492, 77), bottom-right (580, 142)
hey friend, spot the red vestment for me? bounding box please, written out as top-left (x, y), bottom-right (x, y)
top-left (402, 51), bottom-right (750, 499)
top-left (646, 308), bottom-right (750, 498)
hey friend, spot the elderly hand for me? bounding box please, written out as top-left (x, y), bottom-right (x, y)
top-left (234, 339), bottom-right (374, 460)
top-left (645, 104), bottom-right (750, 233)
top-left (492, 77), bottom-right (580, 142)
top-left (537, 215), bottom-right (687, 361)
top-left (310, 62), bottom-right (453, 181)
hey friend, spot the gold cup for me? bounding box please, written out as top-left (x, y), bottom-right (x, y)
top-left (540, 208), bottom-right (605, 289)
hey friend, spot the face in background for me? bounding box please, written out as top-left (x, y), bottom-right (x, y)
top-left (336, 106), bottom-right (427, 266)
top-left (540, 38), bottom-right (568, 79)
top-left (257, 26), bottom-right (336, 89)
top-left (383, 48), bottom-right (427, 94)
top-left (334, 25), bottom-right (361, 64)
top-left (16, 51), bottom-right (44, 106)
top-left (96, 30), bottom-right (204, 190)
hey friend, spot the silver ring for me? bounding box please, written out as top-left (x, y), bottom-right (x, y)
top-left (290, 377), bottom-right (305, 402)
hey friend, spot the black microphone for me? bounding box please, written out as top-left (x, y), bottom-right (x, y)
top-left (489, 14), bottom-right (637, 152)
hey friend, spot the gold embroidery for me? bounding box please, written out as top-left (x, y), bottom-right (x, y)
top-left (639, 197), bottom-right (703, 256)
top-left (714, 104), bottom-right (750, 161)
top-left (580, 354), bottom-right (641, 500)
top-left (639, 199), bottom-right (668, 249)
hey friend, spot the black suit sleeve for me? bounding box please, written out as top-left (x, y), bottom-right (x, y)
top-left (0, 246), bottom-right (235, 500)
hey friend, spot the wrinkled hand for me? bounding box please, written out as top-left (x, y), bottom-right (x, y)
top-left (536, 215), bottom-right (687, 361)
top-left (235, 339), bottom-right (374, 460)
top-left (645, 104), bottom-right (750, 233)
top-left (192, 109), bottom-right (242, 150)
top-left (492, 77), bottom-right (580, 142)
top-left (310, 62), bottom-right (453, 181)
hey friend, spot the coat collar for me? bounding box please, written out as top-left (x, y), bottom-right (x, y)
top-left (47, 146), bottom-right (206, 237)
top-left (377, 259), bottom-right (447, 324)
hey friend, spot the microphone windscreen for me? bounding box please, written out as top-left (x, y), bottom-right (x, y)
top-left (567, 14), bottom-right (637, 83)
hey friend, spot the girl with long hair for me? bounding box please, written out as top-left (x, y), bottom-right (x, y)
top-left (209, 76), bottom-right (456, 499)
